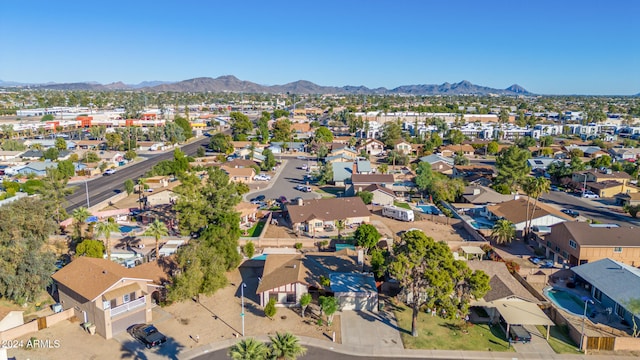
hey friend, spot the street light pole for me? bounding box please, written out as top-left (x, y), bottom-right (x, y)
top-left (241, 282), bottom-right (247, 337)
top-left (582, 173), bottom-right (587, 197)
top-left (580, 299), bottom-right (594, 352)
top-left (85, 180), bottom-right (90, 208)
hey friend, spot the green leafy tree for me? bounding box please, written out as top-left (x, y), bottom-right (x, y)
top-left (453, 153), bottom-right (469, 166)
top-left (356, 190), bottom-right (373, 205)
top-left (539, 135), bottom-right (554, 147)
top-left (386, 150), bottom-right (409, 167)
top-left (38, 168), bottom-right (74, 222)
top-left (174, 116), bottom-right (193, 139)
top-left (76, 239), bottom-right (105, 258)
top-left (381, 121), bottom-right (402, 148)
top-left (228, 338), bottom-right (269, 360)
top-left (43, 147), bottom-right (59, 160)
top-left (230, 112), bottom-right (252, 141)
top-left (144, 219), bottom-right (169, 261)
top-left (268, 332), bottom-right (307, 360)
top-left (415, 161), bottom-right (433, 197)
top-left (569, 156), bottom-right (585, 172)
top-left (85, 151), bottom-right (100, 163)
top-left (447, 129), bottom-right (464, 145)
top-left (243, 241), bottom-right (255, 259)
top-left (196, 146), bottom-right (205, 158)
top-left (625, 298), bottom-right (640, 337)
top-left (521, 177), bottom-right (550, 239)
top-left (105, 132), bottom-right (122, 150)
top-left (486, 141), bottom-right (499, 155)
top-left (261, 148), bottom-right (276, 171)
top-left (257, 114), bottom-right (270, 144)
top-left (428, 174), bottom-right (465, 202)
top-left (264, 298), bottom-right (277, 319)
top-left (490, 219), bottom-right (516, 245)
top-left (499, 108), bottom-right (510, 123)
top-left (0, 197), bottom-right (57, 304)
top-left (353, 223), bottom-right (381, 255)
top-left (124, 150), bottom-right (136, 161)
top-left (370, 248), bottom-right (387, 278)
top-left (495, 146), bottom-right (531, 192)
top-left (314, 126), bottom-right (333, 143)
top-left (378, 163), bottom-right (388, 174)
top-left (590, 155), bottom-right (612, 169)
top-left (54, 137), bottom-right (67, 151)
top-left (625, 205), bottom-right (640, 218)
top-left (57, 159), bottom-right (75, 179)
top-left (94, 217), bottom-right (120, 261)
top-left (516, 136), bottom-right (536, 149)
top-left (299, 293), bottom-right (312, 318)
top-left (387, 230), bottom-right (489, 337)
top-left (272, 119), bottom-right (292, 142)
top-left (209, 133), bottom-right (234, 154)
top-left (319, 296), bottom-right (338, 325)
top-left (124, 179), bottom-right (135, 196)
top-left (317, 163), bottom-right (333, 185)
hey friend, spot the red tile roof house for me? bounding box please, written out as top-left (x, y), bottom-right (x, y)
top-left (285, 197), bottom-right (370, 235)
top-left (51, 257), bottom-right (171, 339)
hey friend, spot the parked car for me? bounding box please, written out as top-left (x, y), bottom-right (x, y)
top-left (550, 185), bottom-right (559, 191)
top-left (540, 260), bottom-right (555, 268)
top-left (561, 209), bottom-right (580, 218)
top-left (528, 256), bottom-right (541, 265)
top-left (103, 168), bottom-right (116, 176)
top-left (582, 191), bottom-right (599, 199)
top-left (509, 325), bottom-right (531, 344)
top-left (127, 324), bottom-right (167, 349)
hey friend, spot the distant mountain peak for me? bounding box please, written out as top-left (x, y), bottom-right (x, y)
top-left (506, 84), bottom-right (529, 94)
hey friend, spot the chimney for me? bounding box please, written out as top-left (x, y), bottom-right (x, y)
top-left (352, 162), bottom-right (358, 174)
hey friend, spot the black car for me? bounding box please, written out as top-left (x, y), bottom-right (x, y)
top-left (561, 209), bottom-right (579, 218)
top-left (509, 325), bottom-right (531, 344)
top-left (251, 195), bottom-right (266, 202)
top-left (127, 324), bottom-right (167, 349)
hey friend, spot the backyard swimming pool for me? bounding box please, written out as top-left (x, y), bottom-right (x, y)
top-left (470, 218), bottom-right (494, 230)
top-left (416, 204), bottom-right (440, 215)
top-left (544, 287), bottom-right (594, 317)
top-left (119, 225), bottom-right (141, 233)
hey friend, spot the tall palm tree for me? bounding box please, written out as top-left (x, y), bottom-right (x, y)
top-left (95, 217), bottom-right (120, 260)
top-left (335, 219), bottom-right (346, 239)
top-left (137, 178), bottom-right (147, 210)
top-left (522, 177), bottom-right (551, 239)
top-left (228, 338), bottom-right (269, 360)
top-left (71, 207), bottom-right (91, 241)
top-left (144, 218), bottom-right (169, 261)
top-left (490, 219), bottom-right (515, 246)
top-left (268, 332), bottom-right (307, 360)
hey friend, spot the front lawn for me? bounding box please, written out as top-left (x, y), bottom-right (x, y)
top-left (535, 325), bottom-right (581, 354)
top-left (394, 201), bottom-right (411, 210)
top-left (393, 302), bottom-right (513, 352)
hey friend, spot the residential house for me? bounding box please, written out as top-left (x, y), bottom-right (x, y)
top-left (146, 189), bottom-right (178, 207)
top-left (332, 162), bottom-right (355, 186)
top-left (97, 151), bottom-right (125, 167)
top-left (270, 141), bottom-right (306, 152)
top-left (571, 259), bottom-right (640, 330)
top-left (220, 166), bottom-right (255, 184)
top-left (485, 196), bottom-right (574, 233)
top-left (462, 185), bottom-right (514, 206)
top-left (16, 161), bottom-right (56, 176)
top-left (452, 165), bottom-right (495, 180)
top-left (75, 140), bottom-right (107, 150)
top-left (614, 192), bottom-right (640, 207)
top-left (225, 158), bottom-right (260, 169)
top-left (467, 260), bottom-right (554, 338)
top-left (256, 250), bottom-right (378, 311)
top-left (0, 309), bottom-right (24, 332)
top-left (0, 150), bottom-right (25, 161)
top-left (393, 139), bottom-right (412, 155)
top-left (418, 154), bottom-right (454, 175)
top-left (285, 197), bottom-right (370, 234)
top-left (348, 174), bottom-right (395, 196)
top-left (536, 222), bottom-right (640, 266)
top-left (572, 170), bottom-right (634, 197)
top-left (20, 150), bottom-right (43, 160)
top-left (527, 157), bottom-right (557, 172)
top-left (145, 176), bottom-right (170, 189)
top-left (439, 144), bottom-right (475, 157)
top-left (236, 202), bottom-right (260, 228)
top-left (565, 145), bottom-right (605, 158)
top-left (291, 122), bottom-right (313, 138)
top-left (609, 147), bottom-right (640, 161)
top-left (51, 257), bottom-right (170, 339)
top-left (330, 147), bottom-right (359, 160)
top-left (356, 139), bottom-right (385, 156)
top-left (359, 184), bottom-right (397, 206)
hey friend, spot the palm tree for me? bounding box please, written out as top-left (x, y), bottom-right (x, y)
top-left (268, 332), bottom-right (307, 360)
top-left (144, 218), bottom-right (169, 261)
top-left (95, 217), bottom-right (120, 260)
top-left (228, 338), bottom-right (269, 360)
top-left (137, 178), bottom-right (147, 210)
top-left (522, 177), bottom-right (550, 239)
top-left (335, 219), bottom-right (345, 239)
top-left (71, 207), bottom-right (91, 241)
top-left (490, 219), bottom-right (515, 245)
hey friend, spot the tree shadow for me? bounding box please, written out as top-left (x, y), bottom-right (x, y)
top-left (119, 336), bottom-right (184, 360)
top-left (196, 300), bottom-right (241, 335)
top-left (353, 310), bottom-right (411, 335)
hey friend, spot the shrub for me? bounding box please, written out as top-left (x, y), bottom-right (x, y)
top-left (264, 298), bottom-right (277, 319)
top-left (294, 242), bottom-right (303, 250)
top-left (505, 260), bottom-right (520, 274)
top-left (243, 241), bottom-right (255, 258)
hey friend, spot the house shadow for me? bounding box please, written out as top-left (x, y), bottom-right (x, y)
top-left (120, 335), bottom-right (184, 360)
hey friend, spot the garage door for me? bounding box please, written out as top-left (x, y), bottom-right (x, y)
top-left (112, 309), bottom-right (147, 336)
top-left (336, 293), bottom-right (377, 311)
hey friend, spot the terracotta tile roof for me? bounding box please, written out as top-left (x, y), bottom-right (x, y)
top-left (486, 197), bottom-right (574, 224)
top-left (52, 257), bottom-right (155, 302)
top-left (286, 197), bottom-right (370, 224)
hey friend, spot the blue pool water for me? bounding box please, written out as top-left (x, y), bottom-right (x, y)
top-left (545, 287), bottom-right (594, 316)
top-left (417, 205), bottom-right (440, 215)
top-left (119, 225), bottom-right (141, 233)
top-left (252, 254), bottom-right (267, 261)
top-left (470, 218), bottom-right (494, 229)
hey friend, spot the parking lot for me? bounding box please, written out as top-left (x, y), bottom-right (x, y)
top-left (246, 157), bottom-right (321, 203)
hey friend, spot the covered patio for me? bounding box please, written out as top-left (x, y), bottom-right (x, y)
top-left (492, 300), bottom-right (555, 340)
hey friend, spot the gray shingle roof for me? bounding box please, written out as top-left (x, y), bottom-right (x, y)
top-left (572, 258), bottom-right (640, 306)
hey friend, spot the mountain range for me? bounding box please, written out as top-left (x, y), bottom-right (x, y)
top-left (0, 76), bottom-right (533, 95)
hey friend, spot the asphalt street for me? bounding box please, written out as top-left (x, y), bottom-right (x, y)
top-left (193, 346), bottom-right (406, 360)
top-left (540, 190), bottom-right (640, 226)
top-left (247, 156), bottom-right (321, 203)
top-left (64, 137), bottom-right (211, 212)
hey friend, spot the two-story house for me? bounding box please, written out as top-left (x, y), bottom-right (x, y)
top-left (356, 139), bottom-right (385, 156)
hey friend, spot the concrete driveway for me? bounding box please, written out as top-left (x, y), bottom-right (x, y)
top-left (340, 309), bottom-right (404, 350)
top-left (510, 324), bottom-right (556, 355)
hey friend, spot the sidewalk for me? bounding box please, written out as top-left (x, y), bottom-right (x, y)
top-left (178, 334), bottom-right (637, 360)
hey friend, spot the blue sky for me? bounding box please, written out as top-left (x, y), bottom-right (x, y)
top-left (1, 0), bottom-right (638, 95)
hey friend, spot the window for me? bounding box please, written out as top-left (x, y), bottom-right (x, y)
top-left (594, 288), bottom-right (602, 301)
top-left (614, 247), bottom-right (623, 253)
top-left (286, 293), bottom-right (296, 303)
top-left (269, 293), bottom-right (278, 302)
top-left (616, 304), bottom-right (626, 318)
top-left (569, 240), bottom-right (577, 249)
top-left (123, 293), bottom-right (131, 303)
